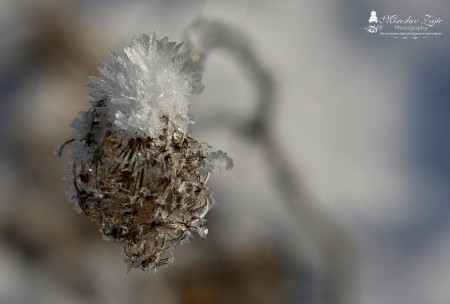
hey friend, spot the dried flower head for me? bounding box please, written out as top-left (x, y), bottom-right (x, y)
top-left (55, 33), bottom-right (233, 271)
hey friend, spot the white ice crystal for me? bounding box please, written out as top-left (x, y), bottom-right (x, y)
top-left (88, 33), bottom-right (204, 138)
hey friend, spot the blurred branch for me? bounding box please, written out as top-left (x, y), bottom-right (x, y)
top-left (183, 18), bottom-right (358, 304)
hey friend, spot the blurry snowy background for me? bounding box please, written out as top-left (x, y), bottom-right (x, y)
top-left (1, 0), bottom-right (450, 303)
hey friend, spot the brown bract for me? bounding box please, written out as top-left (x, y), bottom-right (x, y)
top-left (70, 111), bottom-right (213, 271)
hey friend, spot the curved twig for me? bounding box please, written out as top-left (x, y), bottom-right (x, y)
top-left (183, 18), bottom-right (358, 304)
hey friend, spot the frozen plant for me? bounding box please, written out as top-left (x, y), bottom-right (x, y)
top-left (55, 33), bottom-right (233, 271)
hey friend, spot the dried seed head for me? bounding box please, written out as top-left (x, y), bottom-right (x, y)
top-left (56, 33), bottom-right (233, 271)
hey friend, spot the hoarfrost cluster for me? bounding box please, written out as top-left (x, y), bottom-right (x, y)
top-left (90, 33), bottom-right (204, 138)
top-left (56, 33), bottom-right (233, 271)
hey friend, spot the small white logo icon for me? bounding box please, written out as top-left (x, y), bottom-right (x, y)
top-left (366, 10), bottom-right (382, 33)
top-left (369, 11), bottom-right (378, 24)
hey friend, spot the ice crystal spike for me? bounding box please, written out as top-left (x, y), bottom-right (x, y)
top-left (56, 33), bottom-right (232, 271)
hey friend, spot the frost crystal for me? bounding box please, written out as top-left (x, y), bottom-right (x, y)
top-left (88, 33), bottom-right (204, 138)
top-left (56, 33), bottom-right (233, 271)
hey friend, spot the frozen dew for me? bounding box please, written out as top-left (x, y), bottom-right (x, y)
top-left (209, 150), bottom-right (234, 171)
top-left (197, 226), bottom-right (208, 238)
